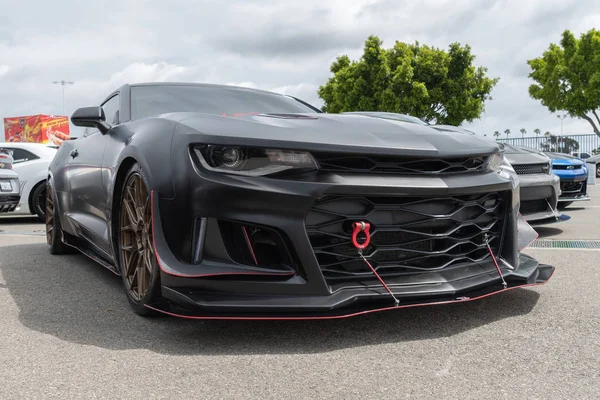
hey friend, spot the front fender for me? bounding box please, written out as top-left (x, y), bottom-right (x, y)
top-left (104, 119), bottom-right (178, 204)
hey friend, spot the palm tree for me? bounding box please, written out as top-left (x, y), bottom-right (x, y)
top-left (493, 131), bottom-right (500, 139)
top-left (504, 129), bottom-right (511, 139)
top-left (520, 128), bottom-right (527, 138)
top-left (534, 128), bottom-right (541, 137)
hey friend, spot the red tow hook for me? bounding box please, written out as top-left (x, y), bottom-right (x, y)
top-left (351, 221), bottom-right (371, 249)
top-left (351, 221), bottom-right (400, 306)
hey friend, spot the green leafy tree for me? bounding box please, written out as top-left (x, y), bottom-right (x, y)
top-left (493, 130), bottom-right (501, 139)
top-left (534, 128), bottom-right (541, 137)
top-left (528, 29), bottom-right (600, 137)
top-left (318, 35), bottom-right (499, 125)
top-left (504, 129), bottom-right (511, 139)
top-left (520, 128), bottom-right (527, 138)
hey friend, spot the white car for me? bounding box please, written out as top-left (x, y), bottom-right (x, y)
top-left (0, 149), bottom-right (21, 213)
top-left (0, 143), bottom-right (58, 220)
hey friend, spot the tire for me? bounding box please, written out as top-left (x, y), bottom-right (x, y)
top-left (46, 181), bottom-right (71, 254)
top-left (117, 163), bottom-right (161, 317)
top-left (596, 165), bottom-right (600, 178)
top-left (558, 201), bottom-right (573, 209)
top-left (31, 181), bottom-right (47, 221)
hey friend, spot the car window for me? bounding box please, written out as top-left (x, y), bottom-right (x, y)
top-left (83, 94), bottom-right (120, 137)
top-left (7, 148), bottom-right (40, 164)
top-left (102, 94), bottom-right (120, 125)
top-left (130, 85), bottom-right (318, 120)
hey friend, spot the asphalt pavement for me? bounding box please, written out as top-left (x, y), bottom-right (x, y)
top-left (1, 186), bottom-right (599, 399)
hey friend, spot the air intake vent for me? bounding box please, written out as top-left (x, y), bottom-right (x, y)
top-left (312, 152), bottom-right (488, 175)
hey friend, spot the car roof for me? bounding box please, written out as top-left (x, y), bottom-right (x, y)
top-left (127, 82), bottom-right (288, 97)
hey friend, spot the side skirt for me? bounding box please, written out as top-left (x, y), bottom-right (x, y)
top-left (61, 231), bottom-right (121, 276)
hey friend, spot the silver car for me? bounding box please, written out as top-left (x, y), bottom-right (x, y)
top-left (0, 149), bottom-right (21, 213)
top-left (503, 144), bottom-right (562, 224)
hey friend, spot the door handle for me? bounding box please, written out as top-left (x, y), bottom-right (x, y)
top-left (70, 149), bottom-right (78, 158)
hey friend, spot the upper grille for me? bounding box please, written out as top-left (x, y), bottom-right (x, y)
top-left (312, 152), bottom-right (488, 175)
top-left (305, 193), bottom-right (507, 283)
top-left (513, 163), bottom-right (549, 175)
top-left (553, 164), bottom-right (583, 170)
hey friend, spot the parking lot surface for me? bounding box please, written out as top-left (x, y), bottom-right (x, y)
top-left (1, 186), bottom-right (599, 399)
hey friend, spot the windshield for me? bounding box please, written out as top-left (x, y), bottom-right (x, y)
top-left (130, 85), bottom-right (319, 120)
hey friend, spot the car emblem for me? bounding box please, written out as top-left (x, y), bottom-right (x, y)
top-left (0, 163), bottom-right (4, 168)
top-left (567, 165), bottom-right (574, 170)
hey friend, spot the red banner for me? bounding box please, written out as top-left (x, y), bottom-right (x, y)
top-left (3, 114), bottom-right (70, 146)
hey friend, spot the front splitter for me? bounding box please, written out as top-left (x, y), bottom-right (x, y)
top-left (144, 265), bottom-right (555, 320)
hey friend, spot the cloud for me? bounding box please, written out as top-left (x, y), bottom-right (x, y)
top-left (1, 0), bottom-right (600, 142)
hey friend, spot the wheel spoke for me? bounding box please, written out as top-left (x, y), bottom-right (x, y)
top-left (123, 199), bottom-right (137, 225)
top-left (121, 244), bottom-right (135, 253)
top-left (121, 224), bottom-right (135, 233)
top-left (144, 249), bottom-right (154, 274)
top-left (125, 251), bottom-right (138, 278)
top-left (136, 254), bottom-right (145, 295)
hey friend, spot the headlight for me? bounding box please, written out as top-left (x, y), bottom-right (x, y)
top-left (486, 152), bottom-right (514, 174)
top-left (194, 145), bottom-right (318, 176)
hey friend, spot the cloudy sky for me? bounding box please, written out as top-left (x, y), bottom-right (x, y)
top-left (0, 0), bottom-right (598, 140)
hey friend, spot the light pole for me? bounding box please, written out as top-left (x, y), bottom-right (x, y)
top-left (53, 80), bottom-right (74, 116)
top-left (557, 114), bottom-right (567, 136)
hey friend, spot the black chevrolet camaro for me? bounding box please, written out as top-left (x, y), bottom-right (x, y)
top-left (46, 83), bottom-right (554, 319)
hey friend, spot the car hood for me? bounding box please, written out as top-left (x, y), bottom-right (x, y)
top-left (171, 112), bottom-right (501, 157)
top-left (502, 144), bottom-right (550, 165)
top-left (545, 153), bottom-right (585, 166)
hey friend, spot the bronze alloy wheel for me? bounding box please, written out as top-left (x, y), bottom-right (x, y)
top-left (119, 172), bottom-right (157, 302)
top-left (45, 183), bottom-right (54, 246)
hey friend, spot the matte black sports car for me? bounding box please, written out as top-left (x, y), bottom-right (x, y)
top-left (47, 83), bottom-right (554, 319)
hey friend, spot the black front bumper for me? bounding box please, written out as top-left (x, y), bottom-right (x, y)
top-left (149, 160), bottom-right (551, 319)
top-left (558, 177), bottom-right (590, 202)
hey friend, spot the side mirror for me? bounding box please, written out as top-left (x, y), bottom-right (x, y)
top-left (71, 106), bottom-right (111, 134)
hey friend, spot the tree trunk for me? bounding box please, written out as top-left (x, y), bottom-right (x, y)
top-left (582, 114), bottom-right (600, 138)
top-left (593, 110), bottom-right (600, 126)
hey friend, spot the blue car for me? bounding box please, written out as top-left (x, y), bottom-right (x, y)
top-left (544, 152), bottom-right (591, 208)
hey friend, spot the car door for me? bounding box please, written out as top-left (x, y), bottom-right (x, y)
top-left (65, 93), bottom-right (121, 254)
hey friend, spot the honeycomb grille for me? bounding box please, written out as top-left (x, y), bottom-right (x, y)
top-left (305, 193), bottom-right (507, 282)
top-left (312, 152), bottom-right (488, 175)
top-left (513, 163), bottom-right (549, 175)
